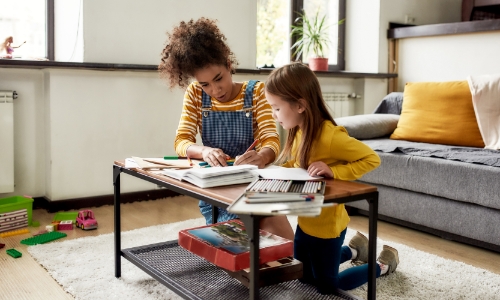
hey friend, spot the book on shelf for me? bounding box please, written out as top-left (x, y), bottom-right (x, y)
top-left (178, 219), bottom-right (293, 272)
top-left (223, 256), bottom-right (303, 288)
top-left (162, 164), bottom-right (258, 188)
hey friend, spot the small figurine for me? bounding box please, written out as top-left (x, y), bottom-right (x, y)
top-left (76, 209), bottom-right (98, 230)
top-left (1, 36), bottom-right (26, 58)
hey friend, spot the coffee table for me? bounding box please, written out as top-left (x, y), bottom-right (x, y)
top-left (113, 161), bottom-right (379, 299)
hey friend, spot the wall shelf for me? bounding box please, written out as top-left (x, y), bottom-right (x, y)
top-left (388, 18), bottom-right (500, 39)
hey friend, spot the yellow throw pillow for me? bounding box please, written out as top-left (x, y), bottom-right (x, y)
top-left (390, 81), bottom-right (484, 147)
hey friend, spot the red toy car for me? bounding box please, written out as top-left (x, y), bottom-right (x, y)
top-left (76, 210), bottom-right (98, 230)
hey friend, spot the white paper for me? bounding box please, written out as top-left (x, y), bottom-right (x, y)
top-left (228, 194), bottom-right (331, 217)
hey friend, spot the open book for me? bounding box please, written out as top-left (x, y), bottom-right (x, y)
top-left (162, 164), bottom-right (258, 188)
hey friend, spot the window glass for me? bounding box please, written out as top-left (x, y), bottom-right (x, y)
top-left (256, 0), bottom-right (290, 68)
top-left (303, 0), bottom-right (340, 65)
top-left (0, 0), bottom-right (46, 59)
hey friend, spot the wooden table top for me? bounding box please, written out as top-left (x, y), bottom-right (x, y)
top-left (114, 160), bottom-right (377, 205)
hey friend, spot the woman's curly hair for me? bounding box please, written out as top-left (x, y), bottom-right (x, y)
top-left (158, 18), bottom-right (238, 89)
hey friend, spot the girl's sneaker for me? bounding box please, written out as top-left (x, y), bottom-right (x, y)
top-left (348, 231), bottom-right (368, 264)
top-left (377, 245), bottom-right (399, 275)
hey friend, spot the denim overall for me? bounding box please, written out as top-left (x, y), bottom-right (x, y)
top-left (198, 80), bottom-right (257, 224)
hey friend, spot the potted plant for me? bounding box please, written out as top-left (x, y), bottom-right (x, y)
top-left (290, 10), bottom-right (331, 71)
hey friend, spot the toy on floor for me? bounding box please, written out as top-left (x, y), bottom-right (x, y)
top-left (57, 220), bottom-right (73, 230)
top-left (20, 231), bottom-right (67, 245)
top-left (76, 209), bottom-right (98, 230)
top-left (6, 248), bottom-right (22, 258)
top-left (0, 228), bottom-right (30, 238)
top-left (52, 211), bottom-right (78, 224)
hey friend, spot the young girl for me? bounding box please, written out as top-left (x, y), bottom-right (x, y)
top-left (265, 62), bottom-right (399, 294)
top-left (158, 18), bottom-right (294, 240)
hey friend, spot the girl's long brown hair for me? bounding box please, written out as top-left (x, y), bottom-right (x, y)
top-left (265, 62), bottom-right (336, 168)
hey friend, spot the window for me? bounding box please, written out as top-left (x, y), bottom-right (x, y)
top-left (0, 0), bottom-right (48, 59)
top-left (256, 0), bottom-right (345, 70)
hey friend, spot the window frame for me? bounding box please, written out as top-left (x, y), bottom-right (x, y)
top-left (290, 0), bottom-right (345, 71)
top-left (47, 0), bottom-right (54, 60)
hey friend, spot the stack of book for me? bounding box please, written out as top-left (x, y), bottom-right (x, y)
top-left (228, 177), bottom-right (329, 216)
top-left (162, 165), bottom-right (258, 188)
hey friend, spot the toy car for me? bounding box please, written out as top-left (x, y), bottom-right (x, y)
top-left (75, 210), bottom-right (98, 230)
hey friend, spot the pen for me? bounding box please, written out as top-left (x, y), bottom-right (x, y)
top-left (164, 156), bottom-right (186, 160)
top-left (199, 160), bottom-right (234, 167)
top-left (245, 139), bottom-right (259, 153)
top-left (200, 162), bottom-right (233, 168)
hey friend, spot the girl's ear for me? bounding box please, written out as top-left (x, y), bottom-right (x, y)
top-left (297, 98), bottom-right (307, 113)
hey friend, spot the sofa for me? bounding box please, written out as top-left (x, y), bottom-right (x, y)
top-left (334, 79), bottom-right (500, 253)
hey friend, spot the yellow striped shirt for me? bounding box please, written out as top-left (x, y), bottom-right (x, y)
top-left (174, 81), bottom-right (280, 157)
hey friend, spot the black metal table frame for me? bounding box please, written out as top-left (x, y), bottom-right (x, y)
top-left (113, 164), bottom-right (379, 300)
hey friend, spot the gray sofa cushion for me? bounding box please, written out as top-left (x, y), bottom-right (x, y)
top-left (335, 114), bottom-right (400, 140)
top-left (358, 140), bottom-right (500, 210)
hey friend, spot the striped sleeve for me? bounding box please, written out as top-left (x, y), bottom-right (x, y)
top-left (174, 83), bottom-right (202, 157)
top-left (253, 82), bottom-right (280, 157)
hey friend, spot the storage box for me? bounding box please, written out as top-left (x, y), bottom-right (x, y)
top-left (0, 196), bottom-right (33, 232)
top-left (178, 220), bottom-right (293, 272)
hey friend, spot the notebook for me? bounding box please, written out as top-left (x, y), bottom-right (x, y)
top-left (162, 164), bottom-right (258, 188)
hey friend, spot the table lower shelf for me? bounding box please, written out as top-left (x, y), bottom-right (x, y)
top-left (121, 240), bottom-right (362, 300)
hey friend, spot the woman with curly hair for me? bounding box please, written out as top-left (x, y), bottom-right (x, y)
top-left (159, 18), bottom-right (294, 239)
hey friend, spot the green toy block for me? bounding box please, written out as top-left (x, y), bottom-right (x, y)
top-left (6, 248), bottom-right (22, 258)
top-left (53, 211), bottom-right (79, 224)
top-left (20, 231), bottom-right (67, 245)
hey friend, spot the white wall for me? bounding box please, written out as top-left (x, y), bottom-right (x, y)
top-left (0, 69), bottom-right (45, 197)
top-left (82, 0), bottom-right (257, 68)
top-left (346, 0), bottom-right (461, 73)
top-left (397, 31), bottom-right (500, 91)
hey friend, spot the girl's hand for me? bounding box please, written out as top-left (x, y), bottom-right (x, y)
top-left (201, 147), bottom-right (230, 166)
top-left (307, 161), bottom-right (334, 178)
top-left (234, 151), bottom-right (266, 169)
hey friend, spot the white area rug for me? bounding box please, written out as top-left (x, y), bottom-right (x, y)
top-left (28, 217), bottom-right (500, 300)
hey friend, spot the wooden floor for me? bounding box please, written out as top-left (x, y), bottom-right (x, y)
top-left (1, 195), bottom-right (499, 299)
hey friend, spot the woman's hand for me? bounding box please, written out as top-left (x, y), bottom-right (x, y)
top-left (201, 147), bottom-right (230, 166)
top-left (307, 161), bottom-right (333, 178)
top-left (234, 151), bottom-right (266, 169)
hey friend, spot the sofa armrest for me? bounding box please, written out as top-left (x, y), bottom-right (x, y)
top-left (373, 92), bottom-right (404, 115)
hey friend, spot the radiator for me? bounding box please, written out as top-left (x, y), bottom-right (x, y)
top-left (323, 93), bottom-right (359, 118)
top-left (0, 90), bottom-right (16, 193)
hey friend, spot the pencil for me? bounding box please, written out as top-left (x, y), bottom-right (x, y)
top-left (187, 156), bottom-right (193, 166)
top-left (245, 139), bottom-right (259, 153)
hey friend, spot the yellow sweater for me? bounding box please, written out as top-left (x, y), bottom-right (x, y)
top-left (174, 81), bottom-right (280, 157)
top-left (282, 120), bottom-right (381, 238)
